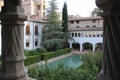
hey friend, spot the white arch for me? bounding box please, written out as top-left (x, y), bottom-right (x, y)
top-left (68, 36), bottom-right (103, 52)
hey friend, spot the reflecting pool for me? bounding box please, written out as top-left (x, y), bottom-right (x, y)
top-left (42, 54), bottom-right (82, 69)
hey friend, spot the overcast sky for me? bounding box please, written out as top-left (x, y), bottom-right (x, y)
top-left (47, 0), bottom-right (97, 17)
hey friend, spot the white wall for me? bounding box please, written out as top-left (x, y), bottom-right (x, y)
top-left (24, 21), bottom-right (44, 50)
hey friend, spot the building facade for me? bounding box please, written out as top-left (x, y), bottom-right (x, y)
top-left (24, 20), bottom-right (45, 50)
top-left (0, 0), bottom-right (3, 11)
top-left (68, 16), bottom-right (103, 52)
top-left (21, 0), bottom-right (46, 20)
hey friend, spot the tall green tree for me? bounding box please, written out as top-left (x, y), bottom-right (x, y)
top-left (42, 0), bottom-right (67, 51)
top-left (62, 2), bottom-right (68, 32)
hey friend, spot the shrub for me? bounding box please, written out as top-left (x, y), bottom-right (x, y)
top-left (28, 63), bottom-right (99, 80)
top-left (28, 66), bottom-right (39, 79)
top-left (24, 50), bottom-right (39, 56)
top-left (36, 47), bottom-right (47, 53)
top-left (24, 55), bottom-right (41, 66)
top-left (77, 51), bottom-right (102, 80)
top-left (42, 48), bottom-right (71, 60)
top-left (28, 51), bottom-right (102, 80)
top-left (93, 50), bottom-right (102, 71)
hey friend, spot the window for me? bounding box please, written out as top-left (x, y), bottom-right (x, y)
top-left (35, 25), bottom-right (38, 35)
top-left (97, 34), bottom-right (100, 37)
top-left (76, 26), bottom-right (79, 28)
top-left (78, 33), bottom-right (81, 37)
top-left (92, 19), bottom-right (96, 23)
top-left (89, 34), bottom-right (91, 37)
top-left (26, 24), bottom-right (30, 35)
top-left (101, 34), bottom-right (103, 37)
top-left (76, 20), bottom-right (79, 23)
top-left (35, 41), bottom-right (38, 46)
top-left (86, 25), bottom-right (90, 27)
top-left (37, 5), bottom-right (41, 10)
top-left (37, 13), bottom-right (39, 16)
top-left (72, 33), bottom-right (74, 37)
top-left (43, 6), bottom-right (45, 10)
top-left (92, 25), bottom-right (96, 27)
top-left (75, 33), bottom-right (77, 37)
top-left (93, 34), bottom-right (96, 37)
top-left (43, 12), bottom-right (45, 18)
top-left (71, 21), bottom-right (74, 24)
top-left (26, 42), bottom-right (30, 47)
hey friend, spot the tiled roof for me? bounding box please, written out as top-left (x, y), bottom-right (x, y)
top-left (68, 27), bottom-right (103, 31)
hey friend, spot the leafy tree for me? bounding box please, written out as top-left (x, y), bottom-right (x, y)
top-left (91, 8), bottom-right (103, 17)
top-left (62, 2), bottom-right (68, 32)
top-left (42, 0), bottom-right (67, 51)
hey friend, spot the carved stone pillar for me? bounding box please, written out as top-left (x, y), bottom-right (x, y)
top-left (0, 0), bottom-right (27, 80)
top-left (96, 0), bottom-right (120, 80)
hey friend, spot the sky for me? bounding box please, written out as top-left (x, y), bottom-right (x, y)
top-left (47, 0), bottom-right (97, 17)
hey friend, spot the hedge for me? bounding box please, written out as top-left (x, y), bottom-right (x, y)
top-left (36, 47), bottom-right (47, 53)
top-left (42, 48), bottom-right (71, 60)
top-left (24, 50), bottom-right (39, 56)
top-left (24, 48), bottom-right (71, 66)
top-left (24, 55), bottom-right (42, 66)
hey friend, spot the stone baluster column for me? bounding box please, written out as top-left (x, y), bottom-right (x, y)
top-left (96, 0), bottom-right (120, 80)
top-left (0, 0), bottom-right (27, 80)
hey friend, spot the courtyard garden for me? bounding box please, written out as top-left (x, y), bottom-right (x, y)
top-left (27, 50), bottom-right (102, 80)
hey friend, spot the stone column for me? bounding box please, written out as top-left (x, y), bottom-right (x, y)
top-left (0, 0), bottom-right (27, 80)
top-left (92, 44), bottom-right (95, 52)
top-left (96, 0), bottom-right (120, 80)
top-left (80, 44), bottom-right (82, 52)
top-left (69, 43), bottom-right (72, 48)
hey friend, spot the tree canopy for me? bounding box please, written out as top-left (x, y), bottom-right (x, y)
top-left (42, 0), bottom-right (68, 51)
top-left (91, 8), bottom-right (103, 17)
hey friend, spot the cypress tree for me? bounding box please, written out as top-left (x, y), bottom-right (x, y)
top-left (62, 2), bottom-right (68, 32)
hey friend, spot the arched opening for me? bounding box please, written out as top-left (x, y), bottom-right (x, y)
top-left (95, 43), bottom-right (102, 51)
top-left (35, 25), bottom-right (38, 35)
top-left (26, 24), bottom-right (30, 35)
top-left (65, 42), bottom-right (70, 48)
top-left (82, 42), bottom-right (93, 51)
top-left (72, 42), bottom-right (80, 51)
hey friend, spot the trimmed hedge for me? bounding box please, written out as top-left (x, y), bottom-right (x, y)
top-left (24, 50), bottom-right (39, 56)
top-left (24, 55), bottom-right (42, 66)
top-left (42, 48), bottom-right (71, 60)
top-left (36, 47), bottom-right (47, 53)
top-left (24, 48), bottom-right (71, 66)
